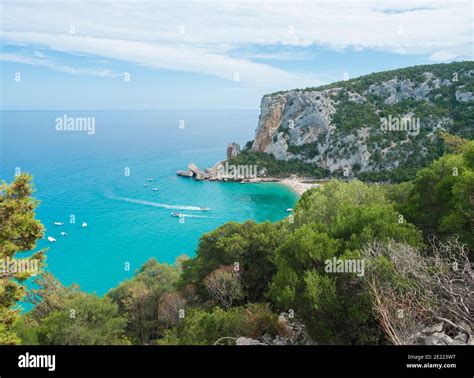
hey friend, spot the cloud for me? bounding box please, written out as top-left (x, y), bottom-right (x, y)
top-left (0, 52), bottom-right (119, 77)
top-left (0, 32), bottom-right (319, 88)
top-left (0, 0), bottom-right (472, 86)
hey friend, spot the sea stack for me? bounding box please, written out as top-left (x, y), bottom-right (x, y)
top-left (227, 142), bottom-right (240, 160)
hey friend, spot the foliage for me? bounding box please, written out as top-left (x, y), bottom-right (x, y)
top-left (267, 180), bottom-right (422, 344)
top-left (267, 61), bottom-right (474, 183)
top-left (204, 265), bottom-right (243, 309)
top-left (401, 141), bottom-right (474, 253)
top-left (180, 221), bottom-right (283, 304)
top-left (15, 273), bottom-right (128, 345)
top-left (361, 239), bottom-right (472, 344)
top-left (227, 151), bottom-right (329, 178)
top-left (35, 293), bottom-right (129, 345)
top-left (157, 303), bottom-right (279, 345)
top-left (0, 173), bottom-right (45, 344)
top-left (107, 258), bottom-right (181, 343)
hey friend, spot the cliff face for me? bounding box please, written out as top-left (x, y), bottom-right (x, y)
top-left (251, 62), bottom-right (474, 178)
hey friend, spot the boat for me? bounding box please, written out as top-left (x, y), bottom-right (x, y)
top-left (171, 212), bottom-right (184, 217)
top-left (152, 188), bottom-right (159, 191)
top-left (60, 232), bottom-right (67, 236)
top-left (54, 222), bottom-right (64, 226)
top-left (47, 236), bottom-right (56, 243)
top-left (199, 207), bottom-right (211, 211)
top-left (286, 208), bottom-right (293, 212)
top-left (82, 222), bottom-right (88, 228)
top-left (146, 178), bottom-right (154, 182)
top-left (144, 184), bottom-right (149, 187)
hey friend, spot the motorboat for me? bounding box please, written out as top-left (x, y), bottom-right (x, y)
top-left (54, 222), bottom-right (64, 226)
top-left (60, 232), bottom-right (67, 236)
top-left (47, 236), bottom-right (56, 243)
top-left (82, 222), bottom-right (88, 228)
top-left (171, 212), bottom-right (184, 217)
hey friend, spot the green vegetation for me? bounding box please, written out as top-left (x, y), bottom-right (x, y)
top-left (13, 273), bottom-right (129, 345)
top-left (228, 150), bottom-right (329, 178)
top-left (331, 92), bottom-right (379, 132)
top-left (265, 61), bottom-right (474, 183)
top-left (157, 304), bottom-right (279, 345)
top-left (287, 143), bottom-right (320, 159)
top-left (268, 180), bottom-right (422, 344)
top-left (399, 141), bottom-right (474, 254)
top-left (107, 257), bottom-right (182, 343)
top-left (181, 221), bottom-right (283, 303)
top-left (0, 174), bottom-right (45, 345)
top-left (293, 61), bottom-right (474, 95)
top-left (1, 142), bottom-right (472, 346)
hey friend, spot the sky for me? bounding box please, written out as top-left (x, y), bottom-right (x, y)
top-left (0, 0), bottom-right (473, 110)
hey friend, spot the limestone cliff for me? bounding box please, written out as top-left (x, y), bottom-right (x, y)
top-left (250, 62), bottom-right (474, 180)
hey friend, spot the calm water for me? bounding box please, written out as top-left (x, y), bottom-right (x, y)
top-left (0, 111), bottom-right (298, 295)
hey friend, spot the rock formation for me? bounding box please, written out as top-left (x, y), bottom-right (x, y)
top-left (250, 62), bottom-right (474, 178)
top-left (227, 142), bottom-right (240, 160)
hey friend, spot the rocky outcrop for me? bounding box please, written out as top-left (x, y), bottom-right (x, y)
top-left (177, 163), bottom-right (206, 180)
top-left (227, 143), bottom-right (240, 160)
top-left (176, 170), bottom-right (193, 177)
top-left (455, 89), bottom-right (474, 102)
top-left (234, 312), bottom-right (314, 346)
top-left (250, 62), bottom-right (474, 178)
top-left (178, 160), bottom-right (271, 182)
top-left (412, 321), bottom-right (473, 346)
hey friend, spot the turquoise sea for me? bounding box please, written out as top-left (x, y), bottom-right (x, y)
top-left (0, 110), bottom-right (298, 296)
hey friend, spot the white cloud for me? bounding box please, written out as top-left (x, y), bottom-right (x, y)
top-left (0, 0), bottom-right (472, 86)
top-left (0, 52), bottom-right (119, 77)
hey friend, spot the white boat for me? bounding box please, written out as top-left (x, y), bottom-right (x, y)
top-left (286, 208), bottom-right (293, 212)
top-left (54, 222), bottom-right (64, 226)
top-left (60, 232), bottom-right (67, 236)
top-left (146, 178), bottom-right (154, 182)
top-left (144, 184), bottom-right (149, 187)
top-left (199, 207), bottom-right (211, 211)
top-left (82, 222), bottom-right (88, 228)
top-left (47, 236), bottom-right (56, 243)
top-left (152, 188), bottom-right (159, 191)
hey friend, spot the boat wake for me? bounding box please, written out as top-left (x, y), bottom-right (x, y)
top-left (108, 196), bottom-right (208, 212)
top-left (177, 213), bottom-right (209, 218)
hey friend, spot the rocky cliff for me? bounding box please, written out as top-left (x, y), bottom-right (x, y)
top-left (250, 62), bottom-right (474, 180)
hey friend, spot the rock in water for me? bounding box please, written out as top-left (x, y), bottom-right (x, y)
top-left (187, 163), bottom-right (208, 180)
top-left (187, 163), bottom-right (201, 176)
top-left (176, 170), bottom-right (194, 177)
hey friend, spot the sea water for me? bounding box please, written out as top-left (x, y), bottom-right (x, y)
top-left (0, 110), bottom-right (298, 295)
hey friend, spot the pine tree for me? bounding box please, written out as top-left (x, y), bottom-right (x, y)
top-left (0, 173), bottom-right (45, 344)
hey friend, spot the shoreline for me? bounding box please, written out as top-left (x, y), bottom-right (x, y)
top-left (278, 176), bottom-right (323, 196)
top-left (177, 162), bottom-right (325, 196)
top-left (236, 175), bottom-right (324, 196)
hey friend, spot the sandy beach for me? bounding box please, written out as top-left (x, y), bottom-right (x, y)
top-left (279, 176), bottom-right (324, 195)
